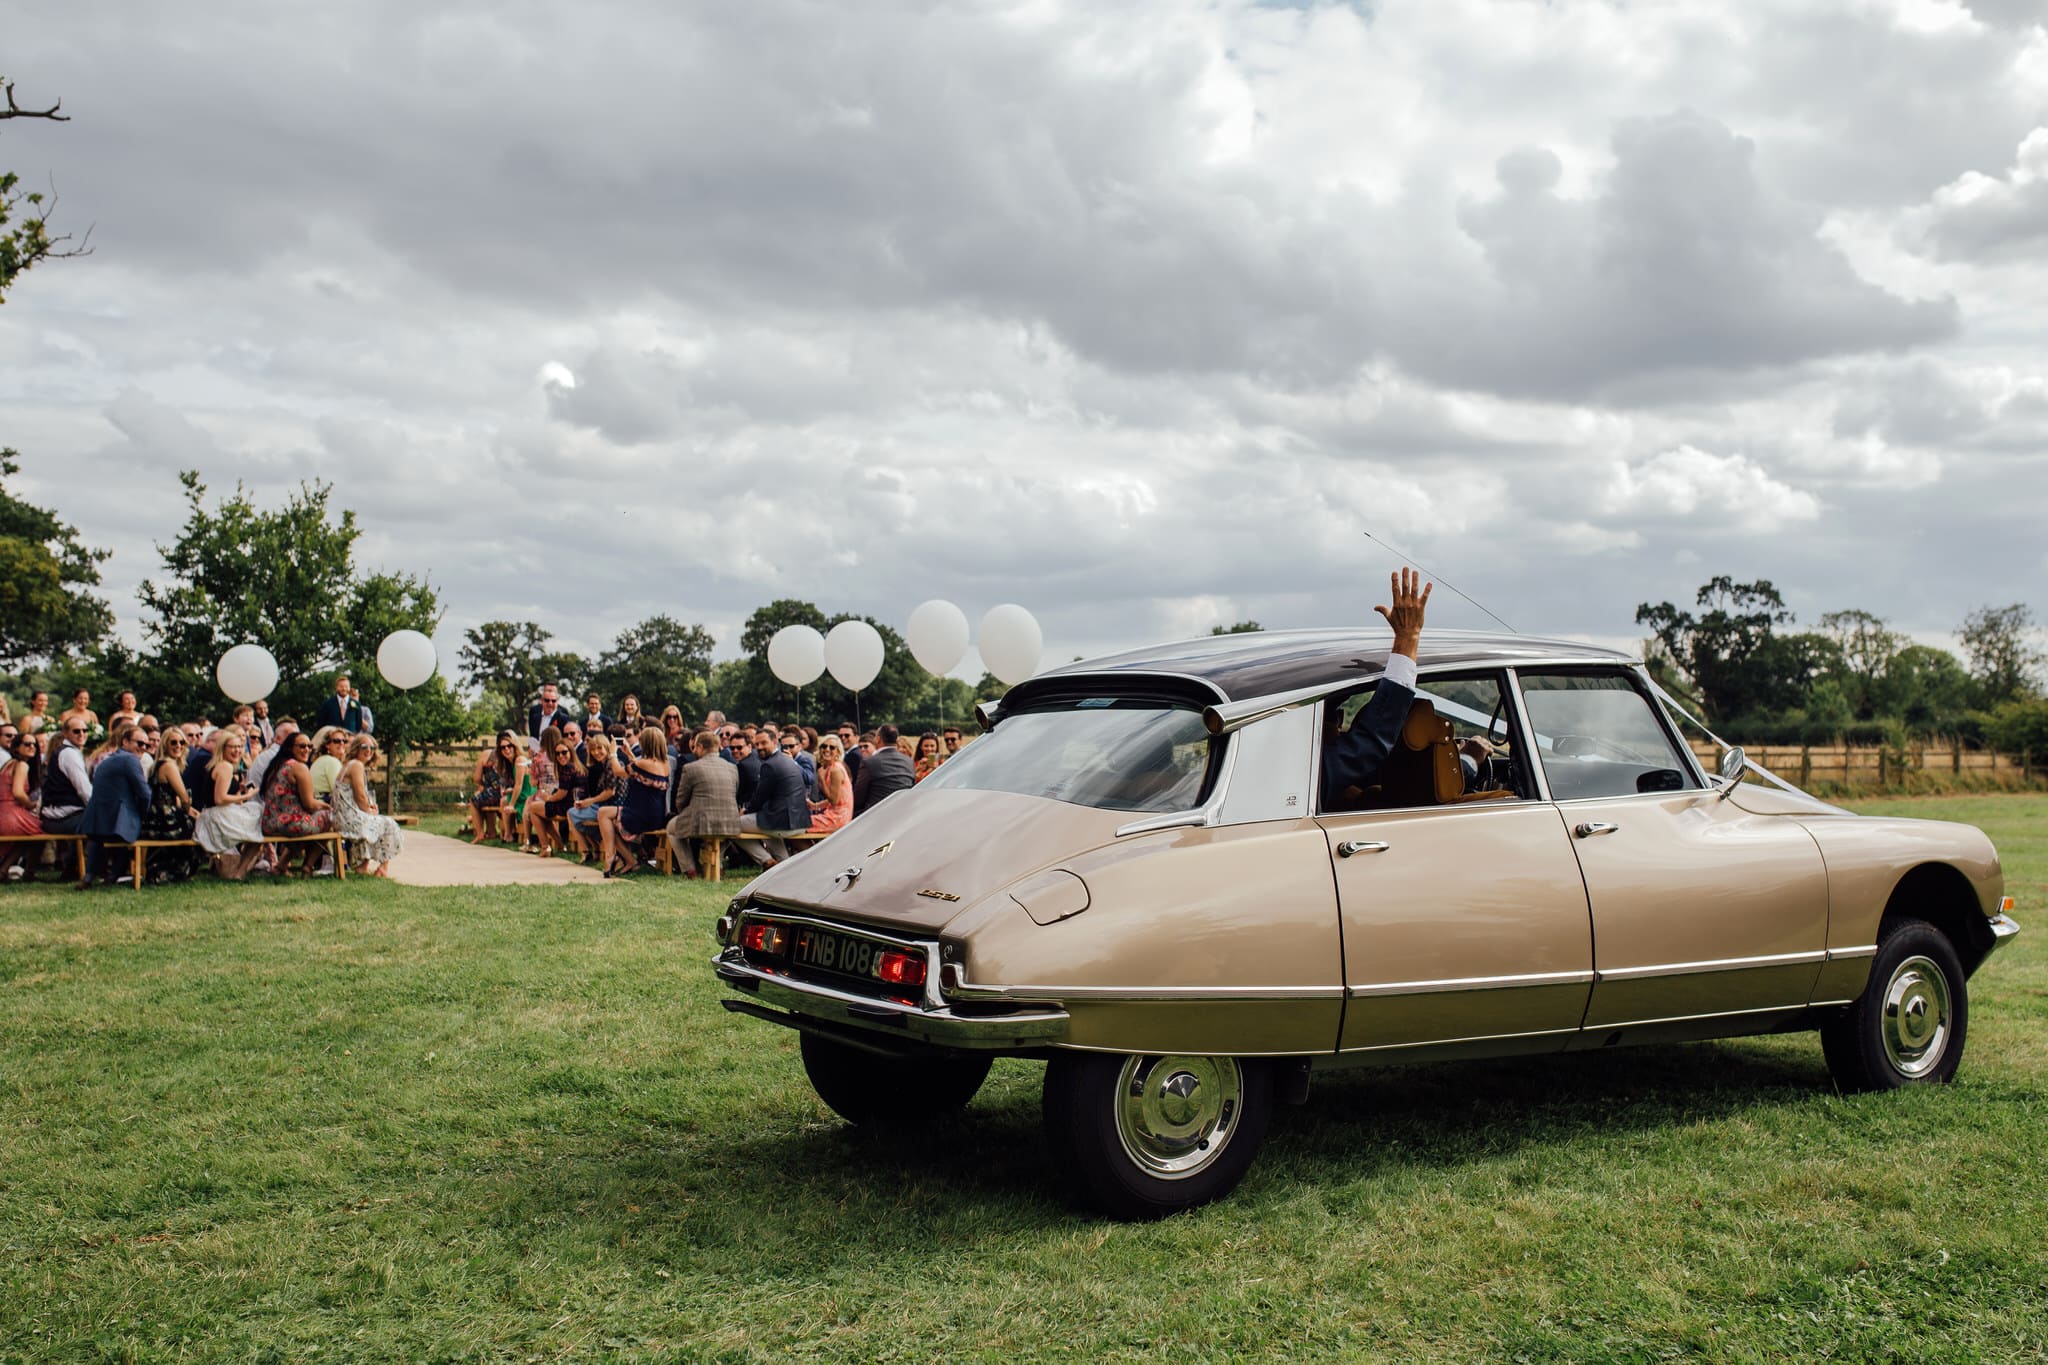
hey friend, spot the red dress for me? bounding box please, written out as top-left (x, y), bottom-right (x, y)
top-left (809, 760), bottom-right (853, 833)
top-left (0, 766), bottom-right (42, 839)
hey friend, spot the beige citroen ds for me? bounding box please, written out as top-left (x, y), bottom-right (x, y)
top-left (713, 629), bottom-right (2019, 1219)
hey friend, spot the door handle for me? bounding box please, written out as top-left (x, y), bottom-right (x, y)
top-left (1573, 821), bottom-right (1619, 839)
top-left (1336, 840), bottom-right (1390, 858)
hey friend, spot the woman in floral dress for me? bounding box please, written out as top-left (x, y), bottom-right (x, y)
top-left (331, 734), bottom-right (403, 875)
top-left (260, 731), bottom-right (333, 875)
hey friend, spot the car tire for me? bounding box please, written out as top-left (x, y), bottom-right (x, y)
top-left (799, 1033), bottom-right (992, 1125)
top-left (1821, 918), bottom-right (1969, 1093)
top-left (1041, 1051), bottom-right (1273, 1220)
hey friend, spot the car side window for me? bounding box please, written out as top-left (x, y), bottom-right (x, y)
top-left (1517, 671), bottom-right (1699, 801)
top-left (1322, 671), bottom-right (1527, 812)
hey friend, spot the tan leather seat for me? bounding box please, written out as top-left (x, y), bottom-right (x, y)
top-left (1374, 699), bottom-right (1516, 808)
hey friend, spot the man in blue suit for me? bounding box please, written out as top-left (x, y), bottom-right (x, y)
top-left (1322, 567), bottom-right (1440, 808)
top-left (738, 729), bottom-right (811, 866)
top-left (79, 722), bottom-right (153, 889)
top-left (314, 673), bottom-right (363, 734)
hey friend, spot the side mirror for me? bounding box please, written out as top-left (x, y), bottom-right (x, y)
top-left (1717, 745), bottom-right (1746, 800)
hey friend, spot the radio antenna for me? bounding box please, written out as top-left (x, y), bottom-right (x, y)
top-left (1360, 529), bottom-right (1518, 634)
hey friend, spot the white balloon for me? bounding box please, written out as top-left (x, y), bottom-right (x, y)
top-left (978, 604), bottom-right (1044, 686)
top-left (377, 629), bottom-right (438, 690)
top-left (216, 643), bottom-right (280, 704)
top-left (767, 624), bottom-right (826, 687)
top-left (905, 599), bottom-right (970, 676)
top-left (824, 619), bottom-right (885, 692)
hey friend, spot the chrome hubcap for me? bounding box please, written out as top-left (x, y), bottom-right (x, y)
top-left (1113, 1055), bottom-right (1241, 1179)
top-left (1882, 955), bottom-right (1951, 1078)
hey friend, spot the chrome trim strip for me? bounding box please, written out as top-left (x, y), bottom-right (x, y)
top-left (1348, 969), bottom-right (1594, 998)
top-left (714, 952), bottom-right (1070, 1048)
top-left (1340, 1025), bottom-right (1578, 1054)
top-left (1590, 1001), bottom-right (1807, 1030)
top-left (733, 906), bottom-right (946, 1009)
top-left (1594, 950), bottom-right (1826, 982)
top-left (1989, 913), bottom-right (2020, 944)
top-left (946, 980), bottom-right (1346, 1002)
top-left (1825, 945), bottom-right (1879, 961)
top-left (1809, 998), bottom-right (1855, 1008)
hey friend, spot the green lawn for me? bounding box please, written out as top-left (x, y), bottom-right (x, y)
top-left (2, 795), bottom-right (2044, 1362)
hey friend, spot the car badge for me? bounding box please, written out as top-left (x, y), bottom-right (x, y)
top-left (916, 888), bottom-right (961, 902)
top-left (867, 841), bottom-right (894, 859)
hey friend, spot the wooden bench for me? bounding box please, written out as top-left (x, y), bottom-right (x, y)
top-left (691, 831), bottom-right (829, 882)
top-left (0, 832), bottom-right (87, 881)
top-left (119, 831), bottom-right (348, 888)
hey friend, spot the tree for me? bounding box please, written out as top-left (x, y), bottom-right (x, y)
top-left (1211, 620), bottom-right (1263, 635)
top-left (589, 614), bottom-right (717, 719)
top-left (1817, 609), bottom-right (1907, 721)
top-left (1, 79), bottom-right (89, 304)
top-left (715, 599), bottom-right (933, 727)
top-left (0, 449), bottom-right (111, 666)
top-left (1876, 644), bottom-right (1976, 734)
top-left (458, 621), bottom-right (585, 730)
top-left (1957, 603), bottom-right (2043, 707)
top-left (1635, 577), bottom-right (1797, 720)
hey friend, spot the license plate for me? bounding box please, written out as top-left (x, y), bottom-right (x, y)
top-left (792, 925), bottom-right (897, 983)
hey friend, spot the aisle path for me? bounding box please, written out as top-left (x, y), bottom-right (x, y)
top-left (385, 831), bottom-right (613, 888)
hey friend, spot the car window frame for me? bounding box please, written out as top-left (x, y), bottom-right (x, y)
top-left (1312, 667), bottom-right (1543, 819)
top-left (1509, 663), bottom-right (1708, 805)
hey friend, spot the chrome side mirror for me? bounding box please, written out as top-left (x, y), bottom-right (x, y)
top-left (1717, 745), bottom-right (1746, 800)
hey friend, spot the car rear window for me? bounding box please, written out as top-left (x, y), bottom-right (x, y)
top-left (920, 700), bottom-right (1219, 813)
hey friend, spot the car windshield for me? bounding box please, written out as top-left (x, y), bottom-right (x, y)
top-left (920, 700), bottom-right (1218, 813)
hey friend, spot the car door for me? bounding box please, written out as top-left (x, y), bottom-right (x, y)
top-left (1514, 668), bottom-right (1831, 1039)
top-left (1316, 671), bottom-right (1595, 1057)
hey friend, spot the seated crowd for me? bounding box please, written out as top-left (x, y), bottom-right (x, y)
top-left (466, 684), bottom-right (973, 878)
top-left (0, 674), bottom-right (403, 887)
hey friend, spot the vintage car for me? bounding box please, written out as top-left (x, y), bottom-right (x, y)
top-left (713, 629), bottom-right (2020, 1218)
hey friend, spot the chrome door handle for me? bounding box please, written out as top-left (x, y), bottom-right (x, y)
top-left (1336, 840), bottom-right (1390, 858)
top-left (1573, 821), bottom-right (1619, 839)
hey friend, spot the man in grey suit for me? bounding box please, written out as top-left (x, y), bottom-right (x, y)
top-left (79, 722), bottom-right (152, 889)
top-left (851, 723), bottom-right (915, 816)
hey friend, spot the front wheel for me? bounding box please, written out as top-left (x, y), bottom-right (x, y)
top-left (1042, 1051), bottom-right (1273, 1220)
top-left (799, 1033), bottom-right (992, 1125)
top-left (1821, 918), bottom-right (1969, 1092)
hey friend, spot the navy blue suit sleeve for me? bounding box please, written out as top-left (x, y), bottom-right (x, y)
top-left (1320, 680), bottom-right (1414, 807)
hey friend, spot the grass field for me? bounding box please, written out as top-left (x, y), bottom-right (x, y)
top-left (2, 794), bottom-right (2044, 1362)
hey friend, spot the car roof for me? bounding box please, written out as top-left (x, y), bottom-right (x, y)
top-left (1021, 628), bottom-right (1638, 704)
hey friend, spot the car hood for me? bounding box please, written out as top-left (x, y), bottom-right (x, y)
top-left (740, 786), bottom-right (1129, 934)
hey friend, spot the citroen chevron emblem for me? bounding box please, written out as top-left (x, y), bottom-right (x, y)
top-left (868, 841), bottom-right (894, 858)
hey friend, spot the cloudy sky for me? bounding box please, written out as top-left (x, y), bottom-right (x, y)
top-left (4, 0), bottom-right (2046, 680)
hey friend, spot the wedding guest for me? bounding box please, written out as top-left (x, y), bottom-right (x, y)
top-left (250, 698), bottom-right (275, 746)
top-left (852, 724), bottom-right (914, 815)
top-left (22, 691), bottom-right (51, 737)
top-left (108, 691), bottom-right (141, 732)
top-left (599, 725), bottom-right (668, 876)
top-left (616, 694), bottom-right (646, 738)
top-left (308, 726), bottom-right (347, 798)
top-left (470, 731), bottom-right (519, 844)
top-left (0, 723), bottom-right (15, 778)
top-left (59, 689), bottom-right (98, 736)
top-left (738, 729), bottom-right (810, 866)
top-left (332, 734), bottom-right (403, 876)
top-left (582, 690), bottom-right (612, 736)
top-left (528, 682), bottom-right (571, 741)
top-left (142, 727), bottom-right (199, 883)
top-left (314, 673), bottom-right (362, 734)
top-left (835, 722), bottom-right (864, 785)
top-left (942, 726), bottom-right (967, 754)
top-left (0, 730), bottom-right (44, 880)
top-left (78, 722), bottom-right (150, 889)
top-left (808, 736), bottom-right (853, 834)
top-left (260, 730), bottom-right (334, 875)
top-left (565, 733), bottom-right (619, 860)
top-left (914, 731), bottom-right (945, 781)
top-left (39, 718), bottom-right (93, 835)
top-left (665, 729), bottom-right (741, 878)
top-left (519, 725), bottom-right (567, 854)
top-left (246, 719), bottom-right (298, 794)
top-left (352, 683), bottom-right (374, 735)
top-left (195, 730), bottom-right (267, 880)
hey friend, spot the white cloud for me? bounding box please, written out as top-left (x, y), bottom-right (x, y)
top-left (1598, 445), bottom-right (1823, 528)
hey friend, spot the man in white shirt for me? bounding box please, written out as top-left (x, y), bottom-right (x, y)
top-left (40, 719), bottom-right (95, 834)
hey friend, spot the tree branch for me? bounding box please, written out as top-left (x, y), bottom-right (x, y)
top-left (0, 80), bottom-right (69, 122)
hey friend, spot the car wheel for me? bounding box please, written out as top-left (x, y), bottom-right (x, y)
top-left (1821, 918), bottom-right (1969, 1093)
top-left (1041, 1051), bottom-right (1273, 1220)
top-left (799, 1032), bottom-right (992, 1125)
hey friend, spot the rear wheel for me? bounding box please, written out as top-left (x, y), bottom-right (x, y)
top-left (1042, 1051), bottom-right (1273, 1220)
top-left (799, 1033), bottom-right (992, 1125)
top-left (1821, 918), bottom-right (1968, 1092)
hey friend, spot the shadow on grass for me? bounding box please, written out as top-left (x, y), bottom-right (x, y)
top-left (500, 1037), bottom-right (1843, 1247)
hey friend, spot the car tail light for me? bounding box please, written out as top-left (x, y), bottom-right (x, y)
top-left (742, 921), bottom-right (788, 956)
top-left (876, 950), bottom-right (926, 988)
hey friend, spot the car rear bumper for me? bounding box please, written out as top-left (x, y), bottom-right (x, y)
top-left (714, 949), bottom-right (1070, 1050)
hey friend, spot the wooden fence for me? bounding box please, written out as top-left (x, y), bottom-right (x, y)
top-left (383, 737), bottom-right (2041, 809)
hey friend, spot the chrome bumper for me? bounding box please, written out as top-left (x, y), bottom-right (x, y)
top-left (714, 949), bottom-right (1070, 1050)
top-left (1989, 912), bottom-right (2021, 951)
